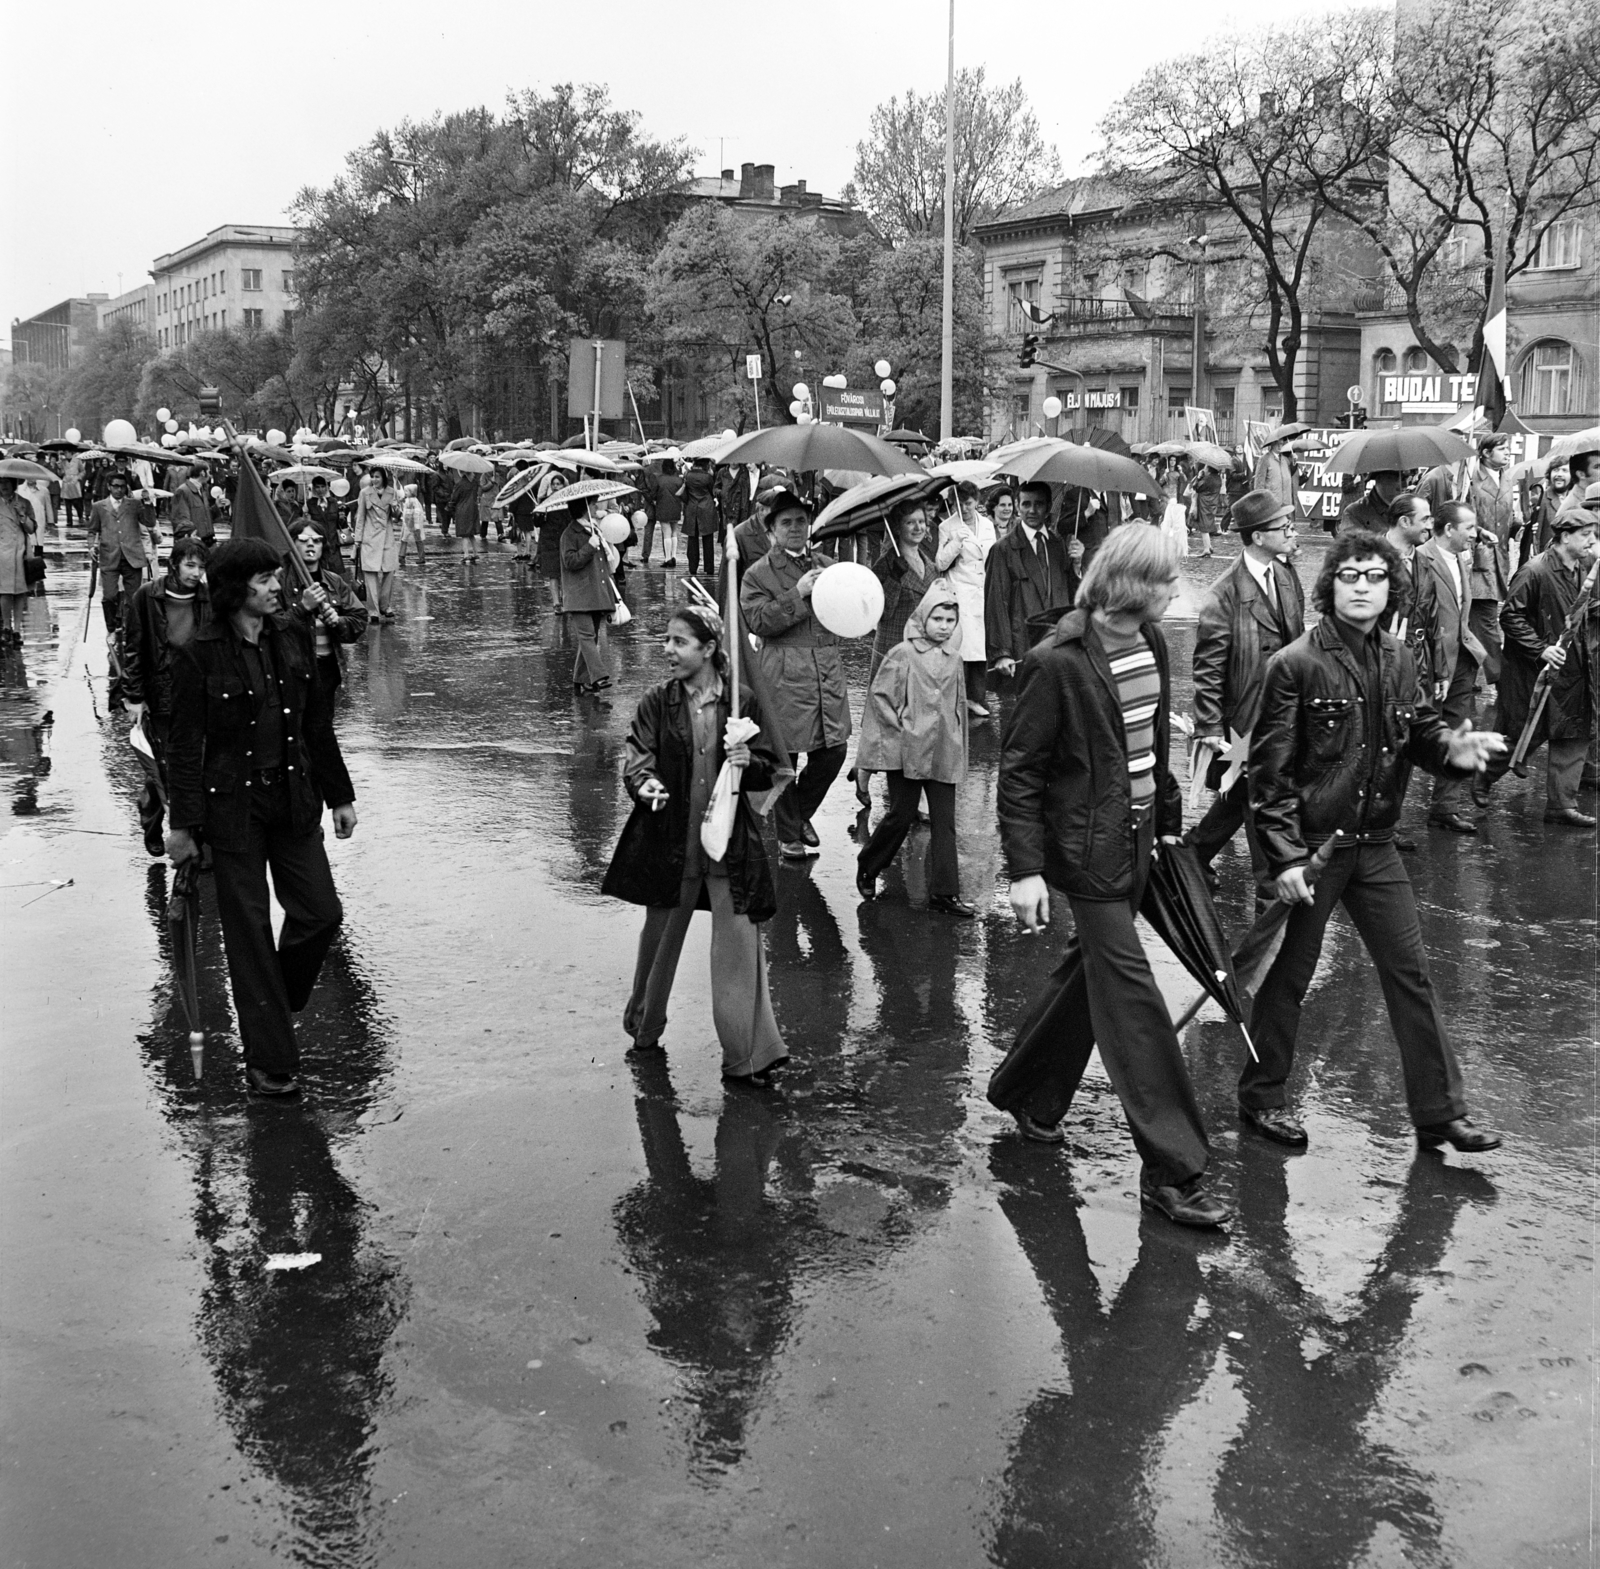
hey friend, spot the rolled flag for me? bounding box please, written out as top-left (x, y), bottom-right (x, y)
top-left (1475, 226), bottom-right (1508, 431)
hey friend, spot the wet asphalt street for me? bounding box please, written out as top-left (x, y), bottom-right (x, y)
top-left (2, 529), bottom-right (1595, 1569)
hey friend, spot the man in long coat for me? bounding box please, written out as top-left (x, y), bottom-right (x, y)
top-left (984, 481), bottom-right (1079, 676)
top-left (88, 471), bottom-right (155, 629)
top-left (740, 490), bottom-right (849, 860)
top-left (1475, 508), bottom-right (1598, 827)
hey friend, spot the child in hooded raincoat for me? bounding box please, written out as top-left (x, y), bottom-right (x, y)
top-left (854, 578), bottom-right (974, 916)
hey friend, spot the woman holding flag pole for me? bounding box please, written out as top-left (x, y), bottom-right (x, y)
top-left (601, 526), bottom-right (789, 1085)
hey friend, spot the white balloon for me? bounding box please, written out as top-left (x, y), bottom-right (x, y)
top-left (64, 428), bottom-right (80, 443)
top-left (796, 412), bottom-right (814, 425)
top-left (103, 418), bottom-right (137, 447)
top-left (874, 359), bottom-right (892, 379)
top-left (721, 429), bottom-right (736, 440)
top-left (265, 428), bottom-right (287, 446)
top-left (630, 508), bottom-right (648, 529)
top-left (822, 373), bottom-right (847, 388)
top-left (598, 515), bottom-right (631, 545)
top-left (792, 382), bottom-right (810, 401)
top-left (810, 562), bottom-right (884, 639)
top-left (164, 418), bottom-right (179, 433)
top-left (1042, 395), bottom-right (1063, 420)
top-left (788, 401), bottom-right (803, 418)
top-left (160, 433), bottom-right (176, 447)
top-left (879, 378), bottom-right (897, 397)
top-left (210, 485), bottom-right (226, 502)
top-left (331, 477), bottom-right (351, 498)
top-left (156, 406), bottom-right (171, 423)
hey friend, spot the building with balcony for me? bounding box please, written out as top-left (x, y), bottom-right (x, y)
top-left (10, 296), bottom-right (107, 372)
top-left (1355, 217), bottom-right (1597, 439)
top-left (150, 224), bottom-right (302, 350)
top-left (974, 177), bottom-right (1375, 445)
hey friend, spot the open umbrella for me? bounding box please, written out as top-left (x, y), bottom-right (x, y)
top-left (1545, 426), bottom-right (1600, 464)
top-left (532, 477), bottom-right (637, 513)
top-left (926, 458), bottom-right (1000, 483)
top-left (1138, 840), bottom-right (1256, 1059)
top-left (992, 436), bottom-right (1160, 497)
top-left (811, 474), bottom-right (932, 541)
top-left (1324, 424), bottom-right (1471, 475)
top-left (167, 858), bottom-right (205, 1078)
top-left (363, 452), bottom-right (432, 475)
top-left (1066, 426), bottom-right (1136, 459)
top-left (1150, 440), bottom-right (1190, 457)
top-left (0, 457), bottom-right (58, 483)
top-left (439, 450), bottom-right (495, 474)
top-left (1260, 421), bottom-right (1312, 446)
top-left (883, 428), bottom-right (934, 448)
top-left (270, 464), bottom-right (342, 483)
top-left (1186, 441), bottom-right (1233, 470)
top-left (716, 424), bottom-right (925, 477)
top-left (494, 466), bottom-right (544, 507)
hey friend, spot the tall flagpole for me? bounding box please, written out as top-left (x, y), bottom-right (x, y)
top-left (939, 0), bottom-right (956, 442)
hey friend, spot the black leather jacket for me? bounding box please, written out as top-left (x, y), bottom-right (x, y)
top-left (122, 575), bottom-right (211, 717)
top-left (167, 614), bottom-right (354, 851)
top-left (1191, 554), bottom-right (1305, 740)
top-left (998, 609), bottom-right (1182, 898)
top-left (1250, 619), bottom-right (1460, 874)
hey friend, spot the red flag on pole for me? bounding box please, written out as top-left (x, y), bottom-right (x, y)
top-left (223, 423), bottom-right (314, 590)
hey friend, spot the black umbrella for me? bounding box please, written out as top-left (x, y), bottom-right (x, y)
top-left (1138, 840), bottom-right (1256, 1059)
top-left (167, 858), bottom-right (205, 1078)
top-left (1172, 832), bottom-right (1344, 1034)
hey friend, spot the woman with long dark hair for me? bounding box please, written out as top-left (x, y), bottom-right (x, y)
top-left (601, 605), bottom-right (788, 1084)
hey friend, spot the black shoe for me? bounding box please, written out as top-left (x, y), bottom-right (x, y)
top-left (1543, 807), bottom-right (1596, 827)
top-left (856, 869), bottom-right (877, 901)
top-left (625, 1040), bottom-right (665, 1059)
top-left (246, 1066), bottom-right (301, 1098)
top-left (1139, 1171), bottom-right (1232, 1228)
top-left (779, 840), bottom-right (819, 860)
top-left (1417, 1116), bottom-right (1502, 1152)
top-left (1395, 836), bottom-right (1417, 852)
top-left (800, 820), bottom-right (819, 847)
top-left (1011, 1110), bottom-right (1065, 1144)
top-left (1429, 812), bottom-right (1478, 835)
top-left (852, 769), bottom-right (871, 807)
top-left (1470, 780), bottom-right (1491, 812)
top-left (928, 894), bottom-right (976, 919)
top-left (143, 824), bottom-right (167, 858)
top-left (1239, 1104), bottom-right (1308, 1147)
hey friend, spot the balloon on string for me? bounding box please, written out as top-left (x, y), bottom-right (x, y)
top-left (792, 382), bottom-right (809, 401)
top-left (160, 434), bottom-right (176, 447)
top-left (164, 418), bottom-right (179, 433)
top-left (810, 562), bottom-right (884, 639)
top-left (598, 514), bottom-right (631, 545)
top-left (879, 378), bottom-right (896, 397)
top-left (156, 407), bottom-right (171, 423)
top-left (103, 418), bottom-right (137, 447)
top-left (788, 400), bottom-right (802, 418)
top-left (630, 508), bottom-right (648, 531)
top-left (265, 428), bottom-right (286, 446)
top-left (210, 485), bottom-right (226, 502)
top-left (874, 359), bottom-right (892, 379)
top-left (64, 428), bottom-right (80, 443)
top-left (1042, 396), bottom-right (1063, 420)
top-left (330, 477), bottom-right (351, 498)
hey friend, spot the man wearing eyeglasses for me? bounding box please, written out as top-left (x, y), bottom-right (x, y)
top-left (1243, 530), bottom-right (1506, 1155)
top-left (1185, 489), bottom-right (1305, 907)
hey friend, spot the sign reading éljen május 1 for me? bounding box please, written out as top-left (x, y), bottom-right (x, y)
top-left (819, 386), bottom-right (884, 426)
top-left (1063, 390), bottom-right (1122, 410)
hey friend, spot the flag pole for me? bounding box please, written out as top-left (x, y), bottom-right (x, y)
top-left (939, 0), bottom-right (956, 444)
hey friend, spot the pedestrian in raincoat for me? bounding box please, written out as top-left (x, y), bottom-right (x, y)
top-left (943, 482), bottom-right (994, 714)
top-left (855, 580), bottom-right (974, 916)
top-left (680, 458), bottom-right (719, 576)
top-left (400, 483), bottom-right (428, 569)
top-left (560, 499), bottom-right (619, 693)
top-left (0, 478), bottom-right (36, 646)
top-left (447, 468), bottom-right (480, 559)
top-left (602, 603), bottom-right (788, 1084)
top-left (354, 468), bottom-right (402, 623)
top-left (740, 489), bottom-right (850, 860)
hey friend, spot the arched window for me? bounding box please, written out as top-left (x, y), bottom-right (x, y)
top-left (1403, 346), bottom-right (1429, 374)
top-left (1375, 348), bottom-right (1399, 413)
top-left (1519, 339), bottom-right (1576, 416)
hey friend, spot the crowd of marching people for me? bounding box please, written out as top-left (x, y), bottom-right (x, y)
top-left (3, 412), bottom-right (1595, 1230)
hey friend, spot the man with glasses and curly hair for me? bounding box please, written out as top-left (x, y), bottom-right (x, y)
top-left (1243, 531), bottom-right (1506, 1155)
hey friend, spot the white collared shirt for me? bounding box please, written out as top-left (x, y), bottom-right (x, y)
top-left (1242, 549), bottom-right (1277, 606)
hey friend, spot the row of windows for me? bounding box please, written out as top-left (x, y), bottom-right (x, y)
top-left (158, 308), bottom-right (283, 348)
top-left (1374, 338), bottom-right (1584, 416)
top-left (155, 268), bottom-right (295, 318)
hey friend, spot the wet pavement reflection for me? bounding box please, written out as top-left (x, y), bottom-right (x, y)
top-left (1, 534), bottom-right (1592, 1567)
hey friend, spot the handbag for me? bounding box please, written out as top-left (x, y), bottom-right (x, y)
top-left (23, 546), bottom-right (45, 586)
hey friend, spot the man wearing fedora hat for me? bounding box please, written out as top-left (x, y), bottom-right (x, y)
top-left (1184, 488), bottom-right (1305, 903)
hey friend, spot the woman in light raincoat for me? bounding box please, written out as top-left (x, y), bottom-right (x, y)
top-left (854, 579), bottom-right (974, 917)
top-left (601, 604), bottom-right (789, 1084)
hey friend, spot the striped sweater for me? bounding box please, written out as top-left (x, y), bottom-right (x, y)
top-left (1098, 626), bottom-right (1160, 814)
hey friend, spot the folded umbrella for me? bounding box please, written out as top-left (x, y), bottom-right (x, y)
top-left (167, 858), bottom-right (205, 1078)
top-left (1138, 839), bottom-right (1256, 1059)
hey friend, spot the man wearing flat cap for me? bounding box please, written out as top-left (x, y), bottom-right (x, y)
top-left (1473, 505), bottom-right (1599, 828)
top-left (1185, 489), bottom-right (1305, 907)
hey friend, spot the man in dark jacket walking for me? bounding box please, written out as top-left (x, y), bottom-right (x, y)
top-left (1184, 489), bottom-right (1305, 900)
top-left (123, 535), bottom-right (210, 855)
top-left (165, 538), bottom-right (358, 1098)
top-left (986, 526), bottom-right (1229, 1229)
top-left (1244, 530), bottom-right (1504, 1154)
top-left (984, 481), bottom-right (1080, 676)
top-left (1474, 508), bottom-right (1598, 827)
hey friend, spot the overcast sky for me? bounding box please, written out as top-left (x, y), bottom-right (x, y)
top-left (3, 0), bottom-right (1355, 332)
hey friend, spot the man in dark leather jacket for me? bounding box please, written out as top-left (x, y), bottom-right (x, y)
top-left (1185, 489), bottom-right (1305, 900)
top-left (165, 539), bottom-right (358, 1098)
top-left (123, 535), bottom-right (210, 855)
top-left (1242, 530), bottom-right (1505, 1156)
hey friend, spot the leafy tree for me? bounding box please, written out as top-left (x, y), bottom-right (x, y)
top-left (1, 362), bottom-right (69, 442)
top-left (1097, 10), bottom-right (1389, 420)
top-left (853, 67), bottom-right (1062, 244)
top-left (65, 319), bottom-right (159, 436)
top-left (1299, 0), bottom-right (1600, 374)
top-left (647, 206), bottom-right (859, 429)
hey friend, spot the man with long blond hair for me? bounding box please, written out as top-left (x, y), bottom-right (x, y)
top-left (988, 525), bottom-right (1230, 1229)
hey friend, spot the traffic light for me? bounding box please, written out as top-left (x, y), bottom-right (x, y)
top-left (198, 385), bottom-right (222, 418)
top-left (1019, 334), bottom-right (1039, 369)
